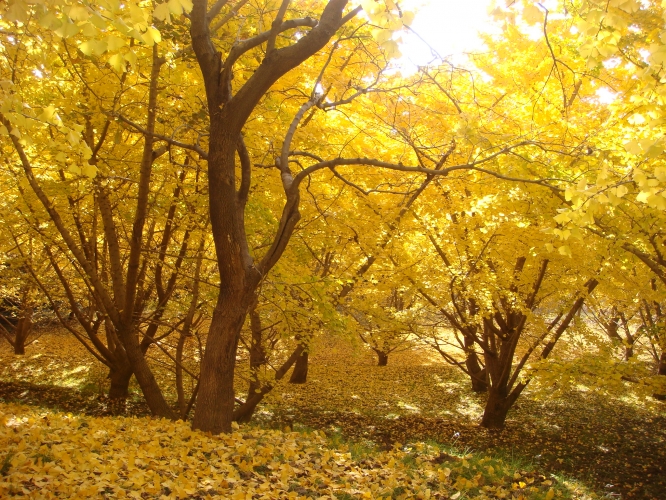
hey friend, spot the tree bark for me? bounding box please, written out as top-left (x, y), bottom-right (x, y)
top-left (247, 305), bottom-right (266, 397)
top-left (193, 292), bottom-right (252, 433)
top-left (12, 305), bottom-right (33, 355)
top-left (289, 350), bottom-right (309, 383)
top-left (189, 0), bottom-right (359, 433)
top-left (480, 388), bottom-right (512, 429)
top-left (469, 366), bottom-right (487, 393)
top-left (108, 362), bottom-right (133, 399)
top-left (654, 352), bottom-right (666, 401)
top-left (118, 323), bottom-right (174, 418)
top-left (465, 339), bottom-right (487, 392)
top-left (377, 351), bottom-right (388, 366)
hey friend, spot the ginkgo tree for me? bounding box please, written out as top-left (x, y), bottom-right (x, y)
top-left (406, 177), bottom-right (604, 428)
top-left (0, 211), bottom-right (44, 355)
top-left (584, 264), bottom-right (666, 398)
top-left (0, 0), bottom-right (210, 411)
top-left (156, 0), bottom-right (566, 433)
top-left (3, 0), bottom-right (656, 437)
top-left (1, 0), bottom-right (444, 432)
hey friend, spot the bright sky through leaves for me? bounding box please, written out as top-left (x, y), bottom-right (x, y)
top-left (399, 0), bottom-right (496, 66)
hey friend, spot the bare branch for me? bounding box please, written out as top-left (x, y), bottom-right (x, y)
top-left (113, 113), bottom-right (208, 159)
top-left (266, 0), bottom-right (292, 54)
top-left (210, 0), bottom-right (251, 33)
top-left (207, 0), bottom-right (230, 23)
top-left (291, 145), bottom-right (567, 191)
top-left (222, 17), bottom-right (319, 76)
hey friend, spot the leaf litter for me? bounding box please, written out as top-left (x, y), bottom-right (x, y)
top-left (1, 331), bottom-right (664, 498)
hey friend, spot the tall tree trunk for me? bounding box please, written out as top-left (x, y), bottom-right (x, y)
top-left (193, 293), bottom-right (251, 433)
top-left (376, 350), bottom-right (388, 366)
top-left (289, 351), bottom-right (309, 383)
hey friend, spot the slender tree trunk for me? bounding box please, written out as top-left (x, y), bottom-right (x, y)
top-left (189, 0), bottom-right (358, 433)
top-left (234, 399), bottom-right (259, 424)
top-left (234, 343), bottom-right (305, 423)
top-left (177, 240), bottom-right (204, 420)
top-left (463, 334), bottom-right (487, 392)
top-left (654, 352), bottom-right (666, 401)
top-left (377, 351), bottom-right (388, 366)
top-left (176, 327), bottom-right (189, 418)
top-left (118, 323), bottom-right (174, 418)
top-left (247, 306), bottom-right (266, 397)
top-left (13, 306), bottom-right (33, 355)
top-left (289, 350), bottom-right (309, 383)
top-left (466, 350), bottom-right (487, 393)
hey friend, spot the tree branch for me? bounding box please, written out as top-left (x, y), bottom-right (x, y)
top-left (113, 113), bottom-right (208, 159)
top-left (266, 0), bottom-right (291, 54)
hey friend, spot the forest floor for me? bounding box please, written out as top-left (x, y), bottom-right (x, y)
top-left (0, 329), bottom-right (664, 499)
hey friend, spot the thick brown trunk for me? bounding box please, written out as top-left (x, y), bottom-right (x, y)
top-left (108, 362), bottom-right (133, 399)
top-left (13, 341), bottom-right (25, 355)
top-left (377, 351), bottom-right (388, 366)
top-left (12, 307), bottom-right (32, 355)
top-left (654, 352), bottom-right (666, 401)
top-left (481, 389), bottom-right (512, 429)
top-left (289, 350), bottom-right (309, 384)
top-left (193, 293), bottom-right (250, 434)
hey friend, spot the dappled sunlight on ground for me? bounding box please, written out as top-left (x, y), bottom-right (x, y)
top-left (0, 329), bottom-right (106, 392)
top-left (0, 330), bottom-right (664, 498)
top-left (0, 402), bottom-right (588, 499)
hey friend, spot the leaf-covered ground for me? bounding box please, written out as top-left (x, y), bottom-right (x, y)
top-left (1, 331), bottom-right (664, 498)
top-left (272, 343), bottom-right (665, 500)
top-left (1, 402), bottom-right (585, 499)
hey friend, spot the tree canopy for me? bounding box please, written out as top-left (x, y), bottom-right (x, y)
top-left (0, 0), bottom-right (664, 439)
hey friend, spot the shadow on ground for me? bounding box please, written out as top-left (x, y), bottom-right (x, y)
top-left (290, 391), bottom-right (665, 499)
top-left (1, 380), bottom-right (664, 498)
